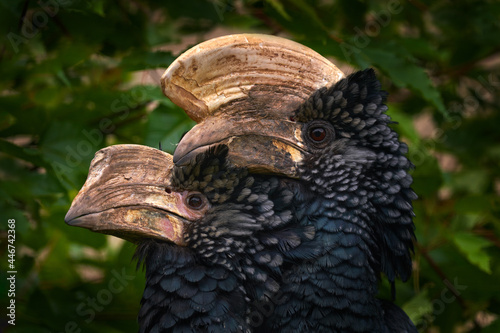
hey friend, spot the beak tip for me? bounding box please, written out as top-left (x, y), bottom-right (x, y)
top-left (65, 203), bottom-right (87, 226)
top-left (64, 214), bottom-right (87, 229)
top-left (172, 152), bottom-right (180, 164)
top-left (173, 146), bottom-right (205, 167)
top-left (64, 210), bottom-right (77, 226)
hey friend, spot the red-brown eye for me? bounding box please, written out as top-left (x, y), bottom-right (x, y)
top-left (309, 127), bottom-right (326, 142)
top-left (304, 120), bottom-right (335, 148)
top-left (187, 194), bottom-right (204, 210)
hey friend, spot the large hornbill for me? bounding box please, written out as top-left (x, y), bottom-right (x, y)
top-left (65, 144), bottom-right (314, 332)
top-left (163, 34), bottom-right (418, 331)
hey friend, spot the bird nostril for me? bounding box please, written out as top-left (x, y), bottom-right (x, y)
top-left (165, 187), bottom-right (172, 193)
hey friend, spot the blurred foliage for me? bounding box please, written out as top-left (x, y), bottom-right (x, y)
top-left (0, 0), bottom-right (499, 332)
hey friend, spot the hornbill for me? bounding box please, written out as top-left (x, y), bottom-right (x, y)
top-left (163, 34), bottom-right (418, 331)
top-left (66, 34), bottom-right (418, 332)
top-left (65, 144), bottom-right (314, 332)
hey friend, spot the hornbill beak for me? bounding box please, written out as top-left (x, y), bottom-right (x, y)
top-left (65, 145), bottom-right (188, 245)
top-left (172, 117), bottom-right (306, 178)
top-left (162, 34), bottom-right (345, 178)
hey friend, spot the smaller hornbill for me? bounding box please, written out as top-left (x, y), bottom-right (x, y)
top-left (65, 144), bottom-right (313, 333)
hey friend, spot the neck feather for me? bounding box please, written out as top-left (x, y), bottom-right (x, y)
top-left (135, 240), bottom-right (249, 333)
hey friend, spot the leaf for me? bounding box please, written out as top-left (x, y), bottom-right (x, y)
top-left (39, 121), bottom-right (98, 190)
top-left (455, 195), bottom-right (492, 214)
top-left (387, 105), bottom-right (421, 145)
top-left (452, 232), bottom-right (493, 274)
top-left (410, 156), bottom-right (443, 196)
top-left (0, 111), bottom-right (16, 131)
top-left (451, 214), bottom-right (483, 231)
top-left (265, 0), bottom-right (291, 20)
top-left (0, 138), bottom-right (47, 166)
top-left (402, 289), bottom-right (433, 328)
top-left (90, 0), bottom-right (106, 17)
top-left (38, 231), bottom-right (81, 287)
top-left (288, 0), bottom-right (327, 31)
top-left (144, 104), bottom-right (195, 154)
top-left (360, 47), bottom-right (446, 116)
top-left (449, 169), bottom-right (490, 195)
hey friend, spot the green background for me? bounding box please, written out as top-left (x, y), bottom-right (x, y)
top-left (1, 0), bottom-right (499, 332)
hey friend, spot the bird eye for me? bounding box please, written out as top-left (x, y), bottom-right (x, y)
top-left (309, 127), bottom-right (326, 142)
top-left (304, 120), bottom-right (334, 148)
top-left (186, 193), bottom-right (205, 210)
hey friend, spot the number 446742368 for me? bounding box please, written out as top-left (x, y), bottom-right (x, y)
top-left (7, 219), bottom-right (15, 270)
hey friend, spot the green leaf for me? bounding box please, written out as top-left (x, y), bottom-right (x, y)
top-left (90, 0), bottom-right (106, 17)
top-left (144, 104), bottom-right (195, 154)
top-left (455, 195), bottom-right (492, 214)
top-left (265, 0), bottom-right (291, 20)
top-left (449, 169), bottom-right (490, 195)
top-left (288, 0), bottom-right (328, 31)
top-left (361, 47), bottom-right (446, 116)
top-left (452, 232), bottom-right (493, 274)
top-left (451, 213), bottom-right (483, 231)
top-left (410, 155), bottom-right (443, 196)
top-left (402, 290), bottom-right (433, 327)
top-left (38, 231), bottom-right (81, 287)
top-left (387, 105), bottom-right (421, 145)
top-left (0, 138), bottom-right (46, 166)
top-left (39, 121), bottom-right (98, 190)
top-left (0, 111), bottom-right (16, 131)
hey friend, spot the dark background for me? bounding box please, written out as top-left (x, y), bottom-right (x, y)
top-left (1, 0), bottom-right (499, 332)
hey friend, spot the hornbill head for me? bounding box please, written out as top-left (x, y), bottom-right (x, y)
top-left (66, 142), bottom-right (308, 255)
top-left (165, 34), bottom-right (416, 283)
top-left (65, 143), bottom-right (310, 277)
top-left (65, 143), bottom-right (313, 331)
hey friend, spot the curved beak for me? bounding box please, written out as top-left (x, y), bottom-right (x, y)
top-left (65, 145), bottom-right (188, 245)
top-left (173, 117), bottom-right (307, 179)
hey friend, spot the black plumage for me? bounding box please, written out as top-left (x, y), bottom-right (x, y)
top-left (134, 240), bottom-right (248, 332)
top-left (294, 68), bottom-right (416, 284)
top-left (133, 145), bottom-right (314, 332)
top-left (260, 69), bottom-right (417, 332)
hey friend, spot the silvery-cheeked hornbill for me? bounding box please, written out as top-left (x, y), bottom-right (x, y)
top-left (66, 34), bottom-right (417, 332)
top-left (66, 144), bottom-right (315, 332)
